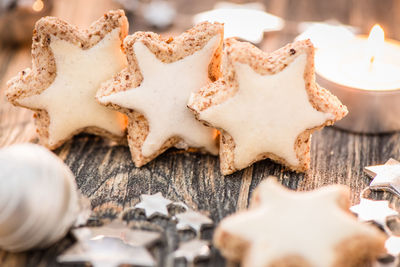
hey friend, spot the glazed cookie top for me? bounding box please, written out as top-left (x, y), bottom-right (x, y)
top-left (97, 22), bottom-right (223, 157)
top-left (6, 10), bottom-right (128, 149)
top-left (214, 178), bottom-right (386, 267)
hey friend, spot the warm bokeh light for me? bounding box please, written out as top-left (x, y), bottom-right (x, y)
top-left (32, 0), bottom-right (44, 12)
top-left (367, 24), bottom-right (384, 65)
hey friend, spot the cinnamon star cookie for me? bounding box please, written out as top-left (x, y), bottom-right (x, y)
top-left (214, 178), bottom-right (387, 267)
top-left (188, 38), bottom-right (348, 175)
top-left (97, 22), bottom-right (223, 167)
top-left (6, 10), bottom-right (128, 149)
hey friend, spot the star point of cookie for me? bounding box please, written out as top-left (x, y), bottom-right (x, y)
top-left (97, 22), bottom-right (223, 167)
top-left (213, 177), bottom-right (386, 267)
top-left (188, 38), bottom-right (347, 175)
top-left (6, 10), bottom-right (129, 149)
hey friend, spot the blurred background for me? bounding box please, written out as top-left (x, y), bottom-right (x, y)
top-left (1, 0), bottom-right (397, 111)
top-left (0, 0), bottom-right (398, 111)
top-left (0, 0), bottom-right (399, 50)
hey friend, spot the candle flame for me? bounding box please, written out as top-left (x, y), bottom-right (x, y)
top-left (366, 24), bottom-right (384, 65)
top-left (32, 0), bottom-right (44, 12)
top-left (91, 235), bottom-right (105, 240)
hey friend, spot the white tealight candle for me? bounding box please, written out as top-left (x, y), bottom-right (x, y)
top-left (298, 24), bottom-right (400, 133)
top-left (316, 25), bottom-right (400, 91)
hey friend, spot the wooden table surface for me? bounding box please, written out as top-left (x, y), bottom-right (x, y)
top-left (1, 0), bottom-right (400, 266)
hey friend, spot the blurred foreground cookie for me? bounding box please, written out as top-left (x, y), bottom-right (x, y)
top-left (6, 10), bottom-right (128, 149)
top-left (97, 22), bottom-right (223, 167)
top-left (188, 38), bottom-right (347, 175)
top-left (213, 178), bottom-right (386, 267)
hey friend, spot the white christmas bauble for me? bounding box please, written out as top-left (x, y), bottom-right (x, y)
top-left (0, 143), bottom-right (80, 252)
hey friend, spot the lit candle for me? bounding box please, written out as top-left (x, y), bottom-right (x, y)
top-left (32, 0), bottom-right (44, 12)
top-left (316, 25), bottom-right (400, 91)
top-left (298, 24), bottom-right (400, 133)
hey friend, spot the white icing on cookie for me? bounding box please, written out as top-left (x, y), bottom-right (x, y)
top-left (197, 54), bottom-right (333, 169)
top-left (219, 179), bottom-right (382, 267)
top-left (18, 29), bottom-right (127, 146)
top-left (99, 36), bottom-right (220, 156)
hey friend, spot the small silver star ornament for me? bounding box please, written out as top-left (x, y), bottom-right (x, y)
top-left (364, 158), bottom-right (400, 198)
top-left (58, 236), bottom-right (155, 267)
top-left (134, 192), bottom-right (172, 218)
top-left (72, 220), bottom-right (161, 247)
top-left (58, 220), bottom-right (160, 267)
top-left (175, 210), bottom-right (213, 235)
top-left (173, 239), bottom-right (211, 264)
top-left (350, 198), bottom-right (398, 231)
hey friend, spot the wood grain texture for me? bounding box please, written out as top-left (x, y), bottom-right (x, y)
top-left (1, 0), bottom-right (400, 266)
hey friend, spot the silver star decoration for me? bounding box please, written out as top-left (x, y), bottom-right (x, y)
top-left (173, 239), bottom-right (211, 264)
top-left (134, 192), bottom-right (173, 218)
top-left (72, 220), bottom-right (161, 247)
top-left (58, 236), bottom-right (155, 267)
top-left (175, 210), bottom-right (213, 235)
top-left (375, 258), bottom-right (399, 267)
top-left (365, 158), bottom-right (400, 198)
top-left (350, 198), bottom-right (398, 230)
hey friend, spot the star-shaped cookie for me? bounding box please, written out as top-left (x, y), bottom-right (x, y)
top-left (6, 10), bottom-right (128, 149)
top-left (188, 38), bottom-right (347, 175)
top-left (365, 158), bottom-right (400, 198)
top-left (213, 178), bottom-right (386, 267)
top-left (97, 22), bottom-right (223, 167)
